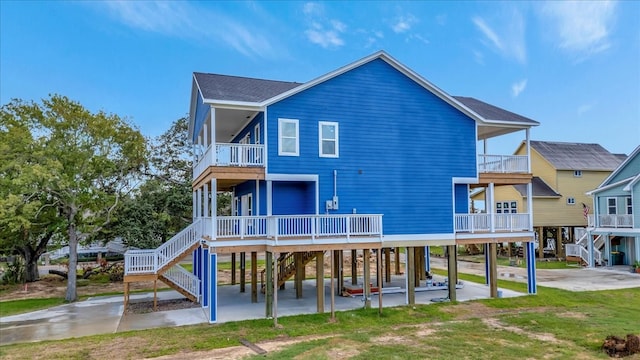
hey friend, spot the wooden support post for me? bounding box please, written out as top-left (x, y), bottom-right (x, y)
top-left (415, 247), bottom-right (422, 285)
top-left (377, 249), bottom-right (383, 314)
top-left (407, 246), bottom-right (415, 305)
top-left (538, 227), bottom-right (544, 259)
top-left (295, 252), bottom-right (303, 299)
top-left (279, 253), bottom-right (286, 290)
top-left (240, 252), bottom-right (246, 293)
top-left (489, 243), bottom-right (498, 298)
top-left (231, 253), bottom-right (236, 285)
top-left (351, 249), bottom-right (358, 285)
top-left (124, 282), bottom-right (129, 314)
top-left (384, 248), bottom-right (391, 283)
top-left (558, 226), bottom-right (564, 258)
top-left (265, 252), bottom-right (273, 317)
top-left (363, 248), bottom-right (371, 308)
top-left (330, 249), bottom-right (335, 320)
top-left (316, 251), bottom-right (324, 313)
top-left (251, 252), bottom-right (258, 303)
top-left (338, 250), bottom-right (344, 295)
top-left (447, 245), bottom-right (457, 302)
top-left (273, 249), bottom-right (278, 327)
top-left (394, 247), bottom-right (401, 274)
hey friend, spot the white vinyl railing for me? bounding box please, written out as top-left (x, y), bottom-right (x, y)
top-left (454, 213), bottom-right (530, 233)
top-left (204, 214), bottom-right (383, 242)
top-left (566, 243), bottom-right (602, 265)
top-left (192, 143), bottom-right (265, 180)
top-left (596, 214), bottom-right (633, 228)
top-left (124, 219), bottom-right (202, 275)
top-left (163, 264), bottom-right (201, 299)
top-left (477, 154), bottom-right (528, 173)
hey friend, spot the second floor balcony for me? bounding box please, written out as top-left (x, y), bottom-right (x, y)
top-left (477, 154), bottom-right (528, 173)
top-left (454, 213), bottom-right (530, 233)
top-left (193, 143), bottom-right (265, 182)
top-left (588, 214), bottom-right (634, 228)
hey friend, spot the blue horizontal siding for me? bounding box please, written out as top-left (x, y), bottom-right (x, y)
top-left (265, 58), bottom-right (477, 235)
top-left (606, 155), bottom-right (640, 185)
top-left (455, 184), bottom-right (469, 214)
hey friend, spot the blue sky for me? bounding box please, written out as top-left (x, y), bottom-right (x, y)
top-left (1, 1), bottom-right (639, 156)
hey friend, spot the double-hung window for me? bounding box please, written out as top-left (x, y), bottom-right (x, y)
top-left (607, 198), bottom-right (617, 215)
top-left (278, 119), bottom-right (299, 156)
top-left (319, 121), bottom-right (339, 158)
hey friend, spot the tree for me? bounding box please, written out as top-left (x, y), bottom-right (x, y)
top-left (0, 95), bottom-right (146, 301)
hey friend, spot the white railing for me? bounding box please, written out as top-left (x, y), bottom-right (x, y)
top-left (454, 213), bottom-right (530, 233)
top-left (597, 214), bottom-right (633, 228)
top-left (477, 154), bottom-right (528, 173)
top-left (587, 214), bottom-right (595, 227)
top-left (192, 143), bottom-right (265, 180)
top-left (566, 243), bottom-right (602, 265)
top-left (204, 214), bottom-right (383, 241)
top-left (124, 219), bottom-right (202, 275)
top-left (163, 264), bottom-right (201, 299)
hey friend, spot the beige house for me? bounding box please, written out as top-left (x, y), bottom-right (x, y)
top-left (473, 141), bottom-right (625, 258)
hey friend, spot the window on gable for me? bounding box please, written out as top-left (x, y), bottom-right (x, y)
top-left (607, 198), bottom-right (617, 215)
top-left (567, 197), bottom-right (576, 205)
top-left (319, 121), bottom-right (339, 157)
top-left (574, 170), bottom-right (582, 177)
top-left (278, 118), bottom-right (299, 156)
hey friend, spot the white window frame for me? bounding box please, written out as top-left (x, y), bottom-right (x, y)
top-left (574, 170), bottom-right (582, 177)
top-left (567, 197), bottom-right (576, 205)
top-left (607, 197), bottom-right (617, 215)
top-left (278, 118), bottom-right (299, 156)
top-left (626, 196), bottom-right (632, 215)
top-left (318, 121), bottom-right (339, 158)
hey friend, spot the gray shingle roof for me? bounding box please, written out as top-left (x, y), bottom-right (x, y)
top-left (453, 96), bottom-right (539, 125)
top-left (514, 177), bottom-right (561, 197)
top-left (194, 72), bottom-right (301, 103)
top-left (531, 141), bottom-right (624, 171)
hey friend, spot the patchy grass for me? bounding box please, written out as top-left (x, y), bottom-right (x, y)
top-left (0, 298), bottom-right (66, 317)
top-left (1, 283), bottom-right (638, 359)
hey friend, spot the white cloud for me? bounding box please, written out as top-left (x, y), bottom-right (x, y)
top-left (391, 14), bottom-right (417, 33)
top-left (511, 79), bottom-right (528, 97)
top-left (100, 1), bottom-right (276, 58)
top-left (472, 9), bottom-right (526, 64)
top-left (541, 1), bottom-right (616, 58)
top-left (302, 4), bottom-right (346, 49)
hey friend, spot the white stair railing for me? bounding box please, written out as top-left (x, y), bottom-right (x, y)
top-left (162, 264), bottom-right (201, 300)
top-left (124, 219), bottom-right (202, 275)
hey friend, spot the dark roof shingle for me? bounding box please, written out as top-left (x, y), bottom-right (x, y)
top-left (514, 177), bottom-right (561, 197)
top-left (453, 96), bottom-right (539, 125)
top-left (531, 141), bottom-right (624, 171)
top-left (194, 72), bottom-right (301, 103)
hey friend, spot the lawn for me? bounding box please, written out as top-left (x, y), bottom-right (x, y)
top-left (1, 277), bottom-right (638, 359)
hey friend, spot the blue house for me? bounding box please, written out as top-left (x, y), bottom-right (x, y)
top-left (582, 145), bottom-right (640, 268)
top-left (124, 51), bottom-right (540, 322)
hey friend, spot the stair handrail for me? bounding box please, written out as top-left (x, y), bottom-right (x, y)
top-left (162, 264), bottom-right (201, 300)
top-left (155, 219), bottom-right (202, 271)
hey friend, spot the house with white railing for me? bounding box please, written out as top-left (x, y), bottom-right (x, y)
top-left (124, 51), bottom-right (540, 322)
top-left (578, 145), bottom-right (640, 268)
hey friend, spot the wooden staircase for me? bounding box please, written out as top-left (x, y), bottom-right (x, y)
top-left (261, 251), bottom-right (319, 291)
top-left (124, 220), bottom-right (203, 311)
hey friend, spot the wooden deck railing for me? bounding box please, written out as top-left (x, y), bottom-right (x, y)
top-left (193, 143), bottom-right (265, 180)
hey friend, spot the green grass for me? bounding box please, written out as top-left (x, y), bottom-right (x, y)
top-left (0, 297), bottom-right (66, 317)
top-left (1, 277), bottom-right (638, 359)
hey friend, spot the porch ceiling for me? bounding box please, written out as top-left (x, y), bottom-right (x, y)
top-left (215, 108), bottom-right (259, 142)
top-left (477, 124), bottom-right (527, 140)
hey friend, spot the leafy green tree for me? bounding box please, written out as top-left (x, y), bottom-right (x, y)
top-left (0, 95), bottom-right (146, 302)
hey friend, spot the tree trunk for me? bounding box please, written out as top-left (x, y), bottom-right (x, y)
top-left (65, 222), bottom-right (78, 302)
top-left (24, 251), bottom-right (39, 282)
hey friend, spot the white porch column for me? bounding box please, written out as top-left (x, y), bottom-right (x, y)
top-left (266, 180), bottom-right (273, 216)
top-left (210, 107), bottom-right (216, 165)
top-left (196, 187), bottom-right (202, 218)
top-left (204, 183), bottom-right (209, 218)
top-left (488, 183), bottom-right (495, 232)
top-left (483, 139), bottom-right (487, 154)
top-left (525, 128), bottom-right (531, 173)
top-left (527, 182), bottom-right (533, 231)
top-left (256, 179), bottom-right (260, 216)
top-left (211, 178), bottom-right (217, 239)
top-left (203, 124), bottom-right (208, 150)
top-left (587, 229), bottom-right (594, 268)
top-left (192, 190), bottom-right (197, 220)
top-left (604, 236), bottom-right (611, 267)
